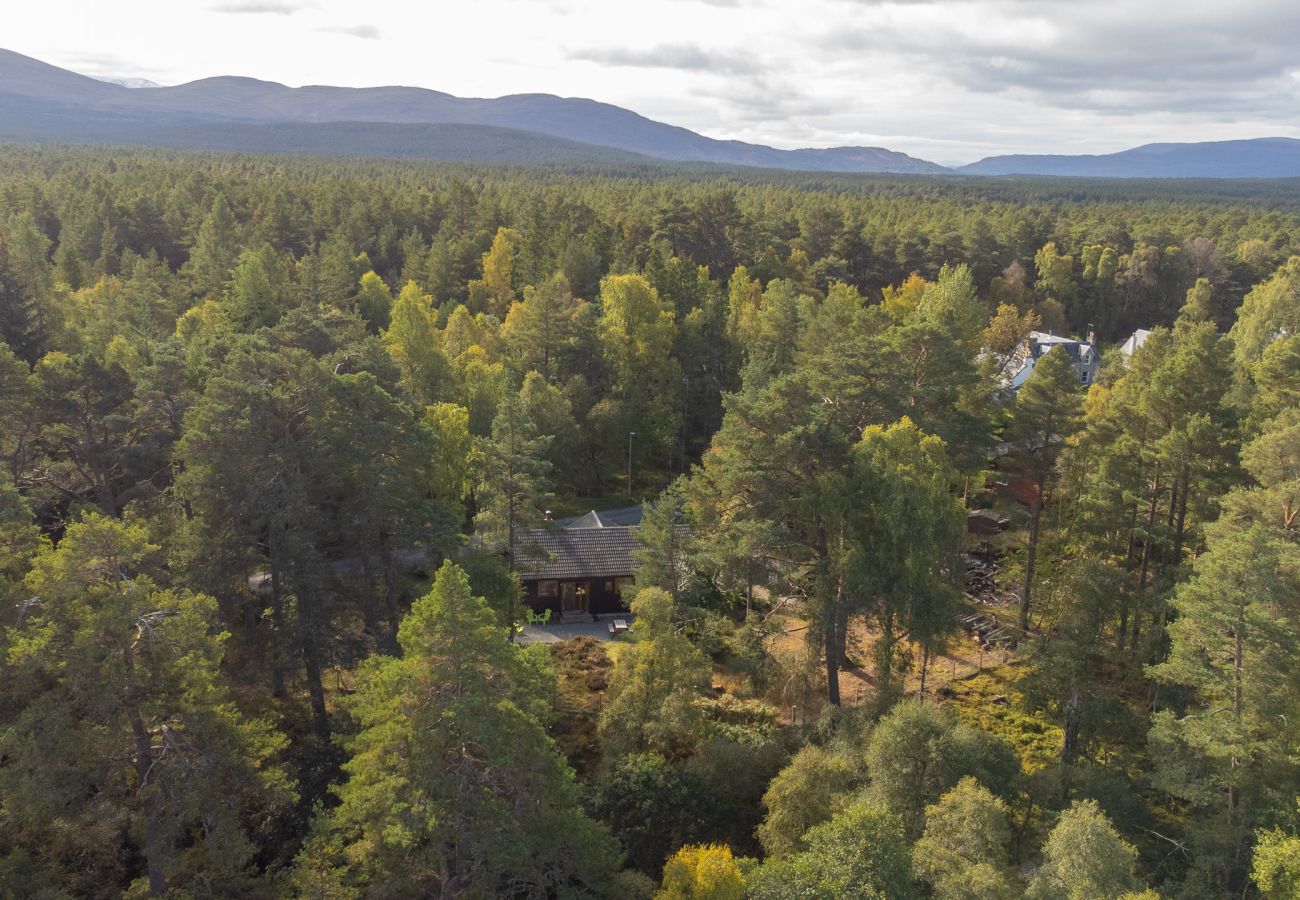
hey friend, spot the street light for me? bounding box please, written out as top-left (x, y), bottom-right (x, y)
top-left (627, 431), bottom-right (637, 498)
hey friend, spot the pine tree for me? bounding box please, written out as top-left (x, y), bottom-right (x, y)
top-left (474, 387), bottom-right (553, 573)
top-left (841, 418), bottom-right (965, 696)
top-left (599, 587), bottom-right (712, 759)
top-left (0, 475), bottom-right (41, 624)
top-left (0, 514), bottom-right (291, 896)
top-left (1007, 347), bottom-right (1084, 631)
top-left (632, 480), bottom-right (691, 600)
top-left (500, 273), bottom-right (577, 382)
top-left (295, 562), bottom-right (620, 897)
top-left (1147, 405), bottom-right (1300, 891)
top-left (354, 269), bottom-right (392, 333)
top-left (223, 246), bottom-right (283, 331)
top-left (186, 193), bottom-right (239, 299)
top-left (0, 237), bottom-right (48, 365)
top-left (383, 280), bottom-right (452, 407)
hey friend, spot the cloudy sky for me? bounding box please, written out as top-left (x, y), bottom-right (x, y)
top-left (7, 0), bottom-right (1299, 164)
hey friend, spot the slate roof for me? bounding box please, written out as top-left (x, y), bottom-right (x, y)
top-left (515, 527), bottom-right (640, 581)
top-left (557, 506), bottom-right (645, 529)
top-left (1007, 331), bottom-right (1099, 390)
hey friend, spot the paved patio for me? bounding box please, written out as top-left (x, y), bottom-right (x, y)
top-left (517, 617), bottom-right (634, 645)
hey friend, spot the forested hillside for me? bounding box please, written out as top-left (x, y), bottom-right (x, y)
top-left (1, 145), bottom-right (1299, 897)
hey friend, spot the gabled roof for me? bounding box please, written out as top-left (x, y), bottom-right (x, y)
top-left (557, 505), bottom-right (645, 529)
top-left (1119, 329), bottom-right (1153, 356)
top-left (1007, 332), bottom-right (1098, 390)
top-left (516, 527), bottom-right (640, 581)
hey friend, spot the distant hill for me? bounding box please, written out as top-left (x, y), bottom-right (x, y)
top-left (959, 138), bottom-right (1300, 178)
top-left (4, 49), bottom-right (1298, 179)
top-left (93, 76), bottom-right (161, 89)
top-left (0, 96), bottom-right (657, 167)
top-left (0, 48), bottom-right (946, 174)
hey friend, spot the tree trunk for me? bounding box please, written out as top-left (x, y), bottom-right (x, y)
top-left (823, 610), bottom-right (841, 707)
top-left (1061, 685), bottom-right (1080, 765)
top-left (269, 549), bottom-right (287, 698)
top-left (835, 602), bottom-right (851, 670)
top-left (359, 550), bottom-right (382, 640)
top-left (1137, 468), bottom-right (1161, 593)
top-left (1020, 492), bottom-right (1043, 632)
top-left (380, 532), bottom-right (402, 653)
top-left (293, 554), bottom-right (331, 738)
top-left (301, 626), bottom-right (330, 738)
top-left (95, 472), bottom-right (118, 518)
top-left (125, 642), bottom-right (168, 897)
top-left (1172, 464), bottom-right (1190, 568)
top-left (1230, 599), bottom-right (1244, 817)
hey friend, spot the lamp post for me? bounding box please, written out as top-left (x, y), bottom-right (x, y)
top-left (627, 431), bottom-right (637, 499)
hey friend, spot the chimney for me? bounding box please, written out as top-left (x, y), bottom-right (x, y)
top-left (1087, 324), bottom-right (1096, 346)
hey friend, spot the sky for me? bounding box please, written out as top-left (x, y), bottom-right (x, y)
top-left (7, 0), bottom-right (1300, 165)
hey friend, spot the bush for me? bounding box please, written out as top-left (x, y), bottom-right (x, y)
top-left (657, 844), bottom-right (745, 900)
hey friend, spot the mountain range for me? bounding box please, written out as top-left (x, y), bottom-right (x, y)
top-left (2, 48), bottom-right (1299, 179)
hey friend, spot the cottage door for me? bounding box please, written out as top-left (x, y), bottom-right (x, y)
top-left (561, 582), bottom-right (589, 615)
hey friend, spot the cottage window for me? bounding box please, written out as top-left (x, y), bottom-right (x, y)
top-left (538, 580), bottom-right (558, 599)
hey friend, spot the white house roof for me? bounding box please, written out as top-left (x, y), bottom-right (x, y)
top-left (1119, 329), bottom-right (1153, 357)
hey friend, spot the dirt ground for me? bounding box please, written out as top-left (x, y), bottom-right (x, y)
top-left (763, 612), bottom-right (1019, 716)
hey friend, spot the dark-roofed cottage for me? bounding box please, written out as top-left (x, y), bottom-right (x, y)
top-left (514, 505), bottom-right (690, 622)
top-left (516, 527), bottom-right (639, 622)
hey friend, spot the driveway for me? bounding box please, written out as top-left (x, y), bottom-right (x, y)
top-left (517, 618), bottom-right (633, 645)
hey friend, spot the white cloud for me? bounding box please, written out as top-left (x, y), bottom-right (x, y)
top-left (7, 0), bottom-right (1300, 163)
top-left (316, 23), bottom-right (381, 39)
top-left (211, 1), bottom-right (313, 14)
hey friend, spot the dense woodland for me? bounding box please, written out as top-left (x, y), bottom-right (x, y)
top-left (1, 145), bottom-right (1299, 897)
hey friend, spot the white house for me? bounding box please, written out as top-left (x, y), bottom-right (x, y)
top-left (1118, 329), bottom-right (1153, 357)
top-left (1006, 331), bottom-right (1100, 391)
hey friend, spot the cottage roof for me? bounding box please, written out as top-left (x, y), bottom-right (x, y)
top-left (515, 527), bottom-right (641, 581)
top-left (558, 506), bottom-right (645, 529)
top-left (1007, 331), bottom-right (1098, 390)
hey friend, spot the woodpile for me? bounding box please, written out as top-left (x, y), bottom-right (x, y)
top-left (959, 612), bottom-right (1019, 650)
top-left (962, 542), bottom-right (1015, 606)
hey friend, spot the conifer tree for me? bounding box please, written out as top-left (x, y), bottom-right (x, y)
top-left (500, 273), bottom-right (577, 382)
top-left (0, 475), bottom-right (40, 624)
top-left (295, 562), bottom-right (619, 897)
top-left (632, 480), bottom-right (691, 600)
top-left (474, 387), bottom-right (553, 573)
top-left (599, 587), bottom-right (711, 759)
top-left (383, 280), bottom-right (452, 406)
top-left (185, 193), bottom-right (239, 299)
top-left (1147, 406), bottom-right (1300, 892)
top-left (1007, 347), bottom-right (1083, 631)
top-left (354, 269), bottom-right (392, 332)
top-left (0, 237), bottom-right (49, 365)
top-left (0, 514), bottom-right (291, 897)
